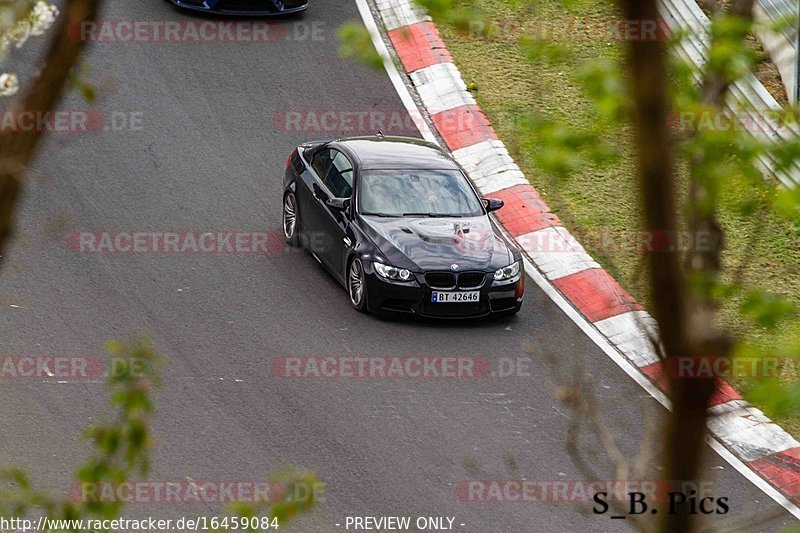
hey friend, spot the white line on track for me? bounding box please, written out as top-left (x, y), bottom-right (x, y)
top-left (354, 0), bottom-right (438, 144)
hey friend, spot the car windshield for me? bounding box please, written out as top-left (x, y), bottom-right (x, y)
top-left (359, 169), bottom-right (484, 217)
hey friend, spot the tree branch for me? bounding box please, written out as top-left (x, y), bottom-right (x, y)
top-left (0, 0), bottom-right (102, 263)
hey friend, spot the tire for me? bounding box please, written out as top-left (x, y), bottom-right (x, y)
top-left (282, 190), bottom-right (301, 248)
top-left (348, 257), bottom-right (368, 312)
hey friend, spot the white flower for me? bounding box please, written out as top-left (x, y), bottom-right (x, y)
top-left (0, 2), bottom-right (59, 96)
top-left (30, 2), bottom-right (58, 37)
top-left (0, 72), bottom-right (19, 96)
top-left (10, 22), bottom-right (31, 49)
top-left (0, 2), bottom-right (58, 51)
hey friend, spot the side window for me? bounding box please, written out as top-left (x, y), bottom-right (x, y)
top-left (311, 149), bottom-right (333, 180)
top-left (324, 150), bottom-right (354, 198)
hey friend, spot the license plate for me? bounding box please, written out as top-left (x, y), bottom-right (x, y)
top-left (431, 291), bottom-right (480, 303)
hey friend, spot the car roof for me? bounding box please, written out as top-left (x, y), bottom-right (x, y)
top-left (336, 136), bottom-right (460, 171)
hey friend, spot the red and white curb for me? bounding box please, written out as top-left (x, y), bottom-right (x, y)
top-left (355, 0), bottom-right (800, 518)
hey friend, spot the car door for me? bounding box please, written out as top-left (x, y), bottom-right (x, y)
top-left (302, 148), bottom-right (353, 277)
top-left (317, 149), bottom-right (354, 278)
top-left (298, 147), bottom-right (334, 256)
top-left (296, 148), bottom-right (331, 247)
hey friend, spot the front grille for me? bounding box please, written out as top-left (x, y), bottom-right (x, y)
top-left (425, 272), bottom-right (456, 289)
top-left (421, 300), bottom-right (489, 318)
top-left (457, 272), bottom-right (485, 289)
top-left (216, 0), bottom-right (301, 12)
top-left (218, 0), bottom-right (270, 11)
top-left (425, 271), bottom-right (486, 289)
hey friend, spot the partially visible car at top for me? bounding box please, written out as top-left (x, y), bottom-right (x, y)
top-left (282, 135), bottom-right (525, 319)
top-left (165, 0), bottom-right (308, 16)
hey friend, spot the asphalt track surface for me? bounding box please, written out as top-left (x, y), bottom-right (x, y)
top-left (0, 1), bottom-right (796, 531)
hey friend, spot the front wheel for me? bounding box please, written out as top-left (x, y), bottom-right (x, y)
top-left (348, 258), bottom-right (368, 312)
top-left (282, 191), bottom-right (300, 247)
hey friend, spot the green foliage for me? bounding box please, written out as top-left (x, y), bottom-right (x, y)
top-left (69, 63), bottom-right (97, 103)
top-left (734, 330), bottom-right (800, 418)
top-left (576, 59), bottom-right (628, 124)
top-left (774, 186), bottom-right (800, 234)
top-left (415, 0), bottom-right (482, 30)
top-left (705, 13), bottom-right (758, 83)
top-left (739, 288), bottom-right (797, 329)
top-left (335, 0), bottom-right (485, 69)
top-left (392, 1), bottom-right (800, 426)
top-left (506, 1), bottom-right (800, 339)
top-left (222, 465), bottom-right (321, 533)
top-left (746, 378), bottom-right (800, 418)
top-left (263, 466), bottom-right (321, 525)
top-left (0, 338), bottom-right (161, 526)
top-left (336, 22), bottom-right (383, 71)
top-left (0, 338), bottom-right (319, 531)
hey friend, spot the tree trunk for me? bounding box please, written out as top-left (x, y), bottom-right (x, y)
top-left (0, 0), bottom-right (103, 263)
top-left (615, 0), bottom-right (708, 530)
top-left (618, 0), bottom-right (755, 530)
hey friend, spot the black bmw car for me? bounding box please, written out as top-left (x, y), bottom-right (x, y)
top-left (282, 135), bottom-right (525, 318)
top-left (166, 0), bottom-right (308, 16)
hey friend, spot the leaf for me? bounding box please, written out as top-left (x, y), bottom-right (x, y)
top-left (336, 22), bottom-right (383, 71)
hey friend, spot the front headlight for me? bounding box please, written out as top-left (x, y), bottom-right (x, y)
top-left (494, 260), bottom-right (521, 281)
top-left (374, 262), bottom-right (413, 281)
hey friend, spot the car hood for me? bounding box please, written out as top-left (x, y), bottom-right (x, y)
top-left (360, 215), bottom-right (515, 272)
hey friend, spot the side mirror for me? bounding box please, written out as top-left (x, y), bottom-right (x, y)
top-left (326, 197), bottom-right (351, 212)
top-left (483, 198), bottom-right (504, 213)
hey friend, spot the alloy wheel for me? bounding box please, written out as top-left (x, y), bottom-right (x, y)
top-left (349, 258), bottom-right (365, 307)
top-left (283, 192), bottom-right (297, 241)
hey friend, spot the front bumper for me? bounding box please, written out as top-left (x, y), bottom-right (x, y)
top-left (166, 0), bottom-right (309, 16)
top-left (364, 264), bottom-right (524, 319)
